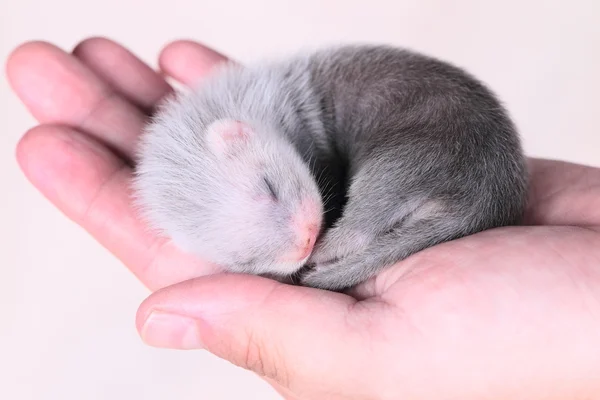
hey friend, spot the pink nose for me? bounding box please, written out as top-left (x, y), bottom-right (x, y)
top-left (291, 223), bottom-right (319, 261)
top-left (282, 199), bottom-right (322, 263)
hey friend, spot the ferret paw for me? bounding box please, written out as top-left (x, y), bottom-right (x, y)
top-left (301, 258), bottom-right (365, 291)
top-left (301, 263), bottom-right (347, 291)
top-left (309, 228), bottom-right (372, 265)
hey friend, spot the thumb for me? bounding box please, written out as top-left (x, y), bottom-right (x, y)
top-left (136, 273), bottom-right (360, 389)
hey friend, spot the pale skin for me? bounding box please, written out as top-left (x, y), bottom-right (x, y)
top-left (6, 37), bottom-right (600, 400)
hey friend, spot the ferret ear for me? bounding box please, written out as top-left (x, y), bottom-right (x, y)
top-left (206, 119), bottom-right (254, 155)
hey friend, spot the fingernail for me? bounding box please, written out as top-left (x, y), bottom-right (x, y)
top-left (141, 311), bottom-right (204, 349)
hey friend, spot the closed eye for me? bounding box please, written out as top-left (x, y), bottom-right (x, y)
top-left (263, 177), bottom-right (279, 201)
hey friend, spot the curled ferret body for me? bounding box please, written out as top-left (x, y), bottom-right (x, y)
top-left (132, 44), bottom-right (528, 291)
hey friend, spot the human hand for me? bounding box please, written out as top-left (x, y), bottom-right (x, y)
top-left (8, 38), bottom-right (600, 400)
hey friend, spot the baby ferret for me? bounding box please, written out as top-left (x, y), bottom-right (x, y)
top-left (132, 44), bottom-right (528, 291)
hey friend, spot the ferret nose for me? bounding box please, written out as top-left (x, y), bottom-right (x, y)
top-left (284, 199), bottom-right (322, 262)
top-left (285, 223), bottom-right (319, 262)
top-left (292, 222), bottom-right (319, 261)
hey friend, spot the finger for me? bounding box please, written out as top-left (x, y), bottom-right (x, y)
top-left (159, 40), bottom-right (232, 87)
top-left (6, 41), bottom-right (147, 159)
top-left (16, 125), bottom-right (220, 290)
top-left (136, 274), bottom-right (361, 398)
top-left (526, 158), bottom-right (600, 227)
top-left (72, 37), bottom-right (173, 112)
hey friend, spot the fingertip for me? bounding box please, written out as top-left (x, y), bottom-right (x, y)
top-left (136, 273), bottom-right (292, 330)
top-left (135, 294), bottom-right (154, 336)
top-left (134, 273), bottom-right (271, 345)
top-left (16, 124), bottom-right (114, 168)
top-left (160, 39), bottom-right (228, 62)
top-left (15, 124), bottom-right (126, 217)
top-left (6, 41), bottom-right (60, 89)
top-left (15, 125), bottom-right (67, 180)
top-left (71, 36), bottom-right (116, 55)
top-left (15, 126), bottom-right (35, 177)
top-left (7, 40), bottom-right (55, 63)
top-left (159, 39), bottom-right (232, 86)
top-left (6, 40), bottom-right (109, 127)
top-left (15, 126), bottom-right (71, 204)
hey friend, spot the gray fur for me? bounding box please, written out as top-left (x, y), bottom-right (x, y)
top-left (133, 44), bottom-right (528, 291)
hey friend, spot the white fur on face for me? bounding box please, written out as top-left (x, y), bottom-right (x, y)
top-left (132, 64), bottom-right (326, 275)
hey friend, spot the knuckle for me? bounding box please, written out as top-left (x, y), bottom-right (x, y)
top-left (240, 329), bottom-right (290, 387)
top-left (243, 330), bottom-right (266, 376)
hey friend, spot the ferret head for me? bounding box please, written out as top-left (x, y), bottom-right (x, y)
top-left (134, 116), bottom-right (324, 277)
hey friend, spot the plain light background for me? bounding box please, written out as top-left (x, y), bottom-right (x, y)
top-left (1, 0), bottom-right (599, 399)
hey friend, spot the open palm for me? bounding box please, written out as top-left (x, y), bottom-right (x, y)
top-left (8, 38), bottom-right (600, 400)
